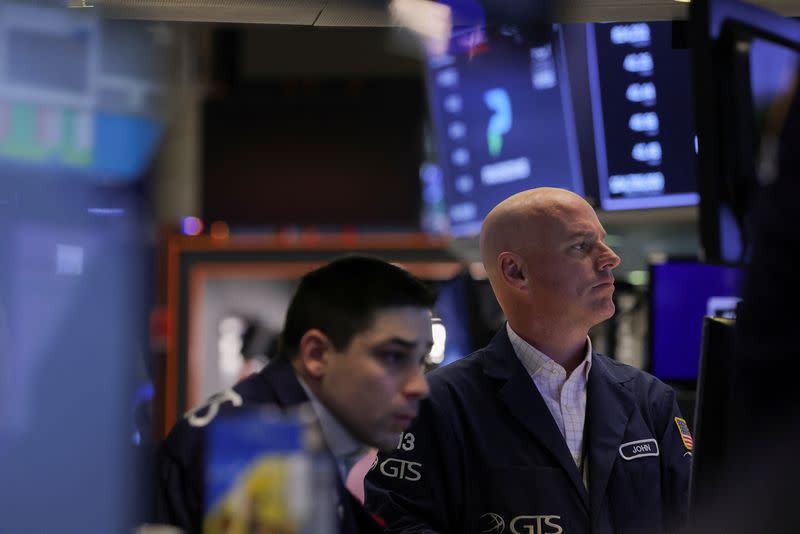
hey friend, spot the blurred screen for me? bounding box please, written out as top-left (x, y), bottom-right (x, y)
top-left (0, 2), bottom-right (177, 530)
top-left (715, 37), bottom-right (800, 264)
top-left (0, 166), bottom-right (149, 533)
top-left (0, 5), bottom-right (170, 179)
top-left (712, 37), bottom-right (798, 265)
top-left (749, 37), bottom-right (800, 192)
top-left (749, 40), bottom-right (799, 129)
top-left (649, 260), bottom-right (742, 382)
top-left (425, 24), bottom-right (583, 237)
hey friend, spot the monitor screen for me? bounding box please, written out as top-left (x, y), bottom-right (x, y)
top-left (424, 24), bottom-right (583, 237)
top-left (586, 21), bottom-right (698, 210)
top-left (649, 260), bottom-right (743, 382)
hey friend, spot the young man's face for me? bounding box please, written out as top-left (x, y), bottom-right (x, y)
top-left (318, 306), bottom-right (433, 451)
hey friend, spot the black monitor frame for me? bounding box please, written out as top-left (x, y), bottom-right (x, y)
top-left (689, 315), bottom-right (737, 513)
top-left (690, 0), bottom-right (800, 265)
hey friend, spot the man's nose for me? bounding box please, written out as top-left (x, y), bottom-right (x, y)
top-left (598, 242), bottom-right (621, 271)
top-left (404, 365), bottom-right (430, 400)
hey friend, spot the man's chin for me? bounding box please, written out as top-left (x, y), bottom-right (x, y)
top-left (593, 300), bottom-right (615, 320)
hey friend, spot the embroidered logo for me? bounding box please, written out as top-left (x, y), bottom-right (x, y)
top-left (480, 513), bottom-right (505, 533)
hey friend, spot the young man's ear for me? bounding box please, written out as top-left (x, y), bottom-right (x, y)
top-left (297, 329), bottom-right (331, 379)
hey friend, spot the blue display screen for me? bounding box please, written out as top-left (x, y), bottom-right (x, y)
top-left (650, 261), bottom-right (743, 382)
top-left (425, 25), bottom-right (583, 237)
top-left (0, 5), bottom-right (173, 531)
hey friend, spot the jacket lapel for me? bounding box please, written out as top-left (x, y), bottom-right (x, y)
top-left (254, 357), bottom-right (309, 407)
top-left (483, 329), bottom-right (590, 511)
top-left (586, 355), bottom-right (636, 524)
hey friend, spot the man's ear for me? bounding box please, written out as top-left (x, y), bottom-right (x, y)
top-left (297, 329), bottom-right (331, 379)
top-left (498, 252), bottom-right (527, 291)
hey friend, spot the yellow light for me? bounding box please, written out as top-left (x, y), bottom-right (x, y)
top-left (627, 270), bottom-right (649, 286)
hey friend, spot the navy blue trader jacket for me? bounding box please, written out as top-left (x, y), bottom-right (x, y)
top-left (364, 328), bottom-right (691, 534)
top-left (155, 357), bottom-right (384, 534)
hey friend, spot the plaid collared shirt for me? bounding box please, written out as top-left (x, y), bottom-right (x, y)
top-left (506, 323), bottom-right (592, 469)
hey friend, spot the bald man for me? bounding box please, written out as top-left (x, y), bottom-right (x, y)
top-left (364, 188), bottom-right (691, 534)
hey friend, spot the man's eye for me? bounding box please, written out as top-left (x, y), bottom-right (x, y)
top-left (380, 351), bottom-right (406, 364)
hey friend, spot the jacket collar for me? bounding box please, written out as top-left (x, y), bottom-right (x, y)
top-left (254, 357), bottom-right (309, 407)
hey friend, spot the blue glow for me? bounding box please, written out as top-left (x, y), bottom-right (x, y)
top-left (650, 261), bottom-right (743, 381)
top-left (181, 216), bottom-right (203, 236)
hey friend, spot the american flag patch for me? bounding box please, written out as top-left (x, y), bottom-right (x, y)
top-left (674, 417), bottom-right (693, 451)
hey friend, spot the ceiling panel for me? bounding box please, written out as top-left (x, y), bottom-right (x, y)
top-left (315, 0), bottom-right (391, 27)
top-left (93, 0), bottom-right (326, 24)
top-left (85, 0), bottom-right (800, 26)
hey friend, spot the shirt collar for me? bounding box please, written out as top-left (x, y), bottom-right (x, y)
top-left (506, 322), bottom-right (593, 380)
top-left (296, 376), bottom-right (368, 476)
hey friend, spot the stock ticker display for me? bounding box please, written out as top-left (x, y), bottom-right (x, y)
top-left (587, 22), bottom-right (698, 211)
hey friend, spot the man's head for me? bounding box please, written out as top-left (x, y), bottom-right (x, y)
top-left (280, 256), bottom-right (436, 451)
top-left (479, 187), bottom-right (621, 334)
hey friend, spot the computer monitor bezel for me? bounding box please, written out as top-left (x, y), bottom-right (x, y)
top-left (691, 0), bottom-right (800, 265)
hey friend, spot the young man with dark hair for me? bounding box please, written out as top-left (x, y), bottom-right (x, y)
top-left (156, 256), bottom-right (436, 534)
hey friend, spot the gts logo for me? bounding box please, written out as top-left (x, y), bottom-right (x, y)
top-left (377, 458), bottom-right (422, 481)
top-left (480, 513), bottom-right (563, 534)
